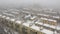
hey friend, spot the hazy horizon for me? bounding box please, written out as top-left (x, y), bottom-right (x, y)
top-left (0, 0), bottom-right (60, 9)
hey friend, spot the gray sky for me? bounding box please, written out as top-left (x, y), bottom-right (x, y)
top-left (0, 0), bottom-right (60, 9)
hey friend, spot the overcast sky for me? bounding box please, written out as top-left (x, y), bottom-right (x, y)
top-left (0, 0), bottom-right (60, 9)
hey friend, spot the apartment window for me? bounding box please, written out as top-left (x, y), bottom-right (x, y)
top-left (22, 27), bottom-right (28, 34)
top-left (15, 24), bottom-right (20, 32)
top-left (30, 30), bottom-right (37, 34)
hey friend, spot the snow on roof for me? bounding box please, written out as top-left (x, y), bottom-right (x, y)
top-left (38, 14), bottom-right (49, 17)
top-left (22, 20), bottom-right (33, 27)
top-left (43, 14), bottom-right (49, 17)
top-left (15, 20), bottom-right (22, 24)
top-left (54, 20), bottom-right (57, 22)
top-left (30, 24), bottom-right (40, 31)
top-left (0, 15), bottom-right (2, 17)
top-left (53, 16), bottom-right (60, 19)
top-left (40, 17), bottom-right (48, 20)
top-left (41, 17), bottom-right (57, 22)
top-left (48, 19), bottom-right (57, 22)
top-left (57, 26), bottom-right (60, 30)
top-left (3, 13), bottom-right (14, 16)
top-left (30, 16), bottom-right (36, 20)
top-left (23, 23), bottom-right (30, 27)
top-left (30, 24), bottom-right (53, 34)
top-left (11, 12), bottom-right (19, 14)
top-left (41, 29), bottom-right (53, 34)
top-left (10, 18), bottom-right (15, 22)
top-left (2, 15), bottom-right (6, 18)
top-left (35, 21), bottom-right (56, 29)
top-left (35, 22), bottom-right (43, 25)
top-left (5, 17), bottom-right (10, 20)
